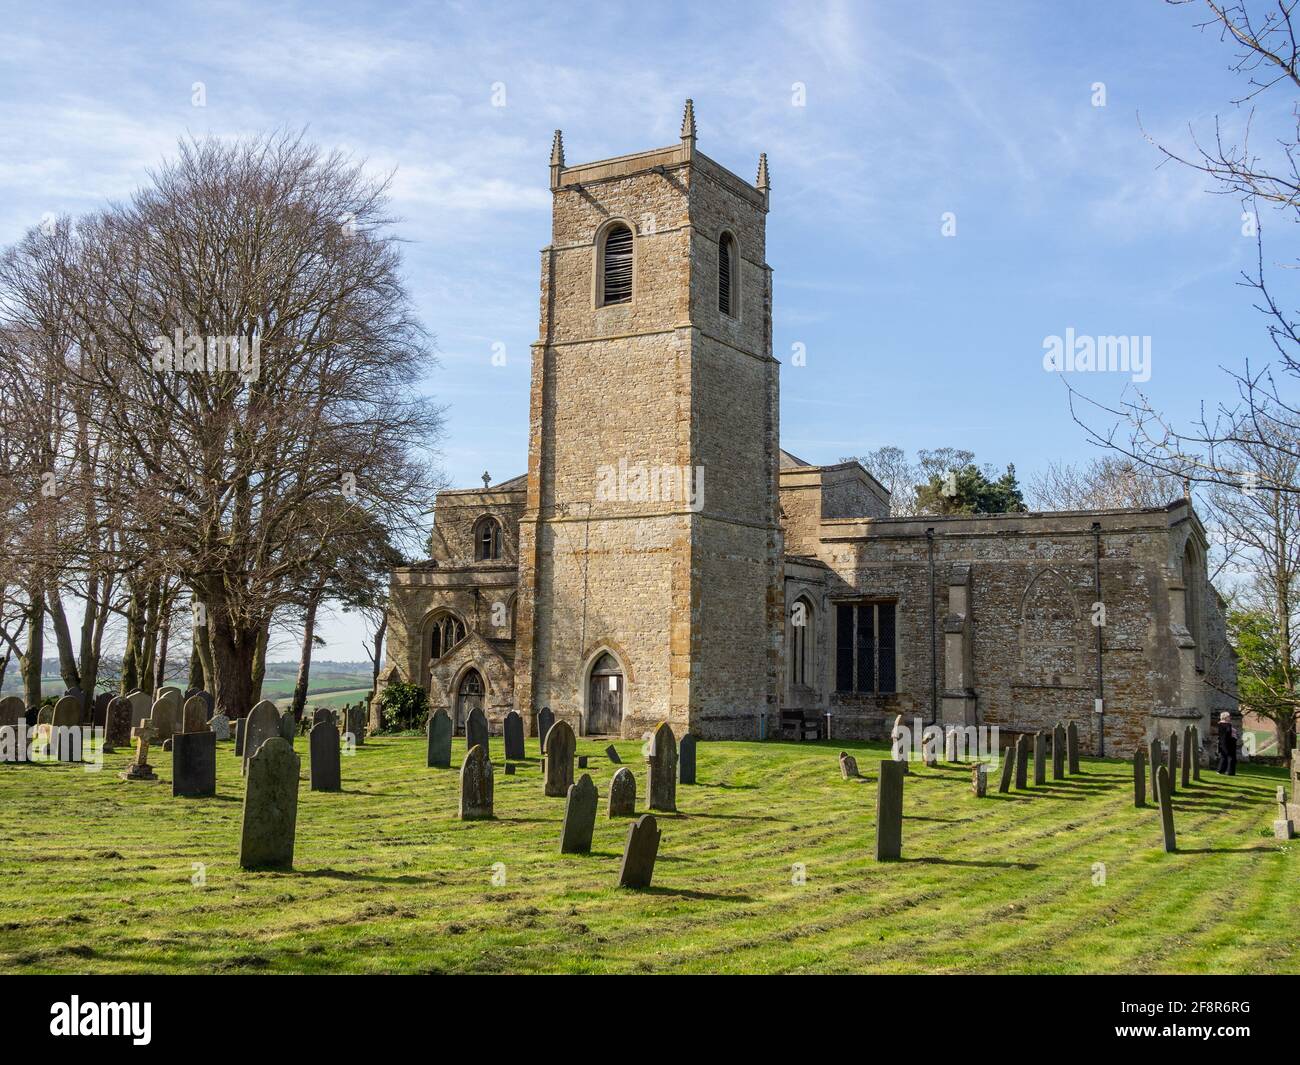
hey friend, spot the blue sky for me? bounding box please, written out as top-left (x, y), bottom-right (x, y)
top-left (0, 1), bottom-right (1281, 660)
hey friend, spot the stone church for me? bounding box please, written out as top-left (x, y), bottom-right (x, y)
top-left (380, 102), bottom-right (1237, 756)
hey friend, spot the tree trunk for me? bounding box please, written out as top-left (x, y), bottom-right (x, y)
top-left (155, 591), bottom-right (172, 688)
top-left (291, 590), bottom-right (324, 722)
top-left (121, 584), bottom-right (144, 694)
top-left (207, 594), bottom-right (258, 719)
top-left (138, 580), bottom-right (161, 697)
top-left (20, 585), bottom-right (44, 708)
top-left (46, 589), bottom-right (81, 690)
top-left (188, 641), bottom-right (203, 691)
top-left (250, 616), bottom-right (271, 705)
top-left (367, 613), bottom-right (387, 732)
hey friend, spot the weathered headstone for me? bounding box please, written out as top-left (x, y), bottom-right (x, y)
top-left (103, 696), bottom-right (134, 751)
top-left (921, 729), bottom-right (938, 768)
top-left (560, 773), bottom-right (598, 854)
top-left (278, 711), bottom-right (296, 743)
top-left (537, 706), bottom-right (555, 753)
top-left (1191, 725), bottom-right (1202, 780)
top-left (172, 731), bottom-right (217, 797)
top-left (343, 705), bottom-right (365, 745)
top-left (998, 744), bottom-right (1014, 793)
top-left (122, 722), bottom-right (158, 781)
top-left (427, 708), bottom-right (452, 768)
top-left (890, 713), bottom-right (910, 775)
top-left (1155, 764), bottom-right (1176, 853)
top-left (239, 736), bottom-right (300, 869)
top-left (181, 695), bottom-right (209, 734)
top-left (242, 700), bottom-right (281, 776)
top-left (459, 744), bottom-right (494, 820)
top-left (875, 759), bottom-right (905, 861)
top-left (1274, 786), bottom-right (1295, 840)
top-left (972, 762), bottom-right (988, 797)
top-left (62, 686), bottom-right (86, 722)
top-left (543, 719), bottom-right (576, 797)
top-left (92, 691), bottom-right (112, 728)
top-left (679, 734), bottom-right (697, 784)
top-left (1181, 725), bottom-right (1192, 788)
top-left (617, 813), bottom-right (661, 889)
top-left (1014, 734), bottom-right (1029, 790)
top-left (52, 695), bottom-right (80, 728)
top-left (127, 690), bottom-right (151, 730)
top-left (148, 697), bottom-right (178, 743)
top-left (647, 721), bottom-right (678, 812)
top-left (209, 713), bottom-right (231, 741)
top-left (503, 709), bottom-right (525, 760)
top-left (1052, 722), bottom-right (1066, 780)
top-left (0, 695), bottom-right (24, 732)
top-left (312, 707), bottom-right (334, 727)
top-left (608, 766), bottom-right (636, 816)
top-left (605, 744), bottom-right (622, 764)
top-left (310, 721), bottom-right (341, 792)
top-left (1148, 737), bottom-right (1162, 804)
top-left (1066, 721), bottom-right (1080, 773)
top-left (1134, 747), bottom-right (1147, 807)
top-left (1033, 732), bottom-right (1046, 786)
top-left (578, 754), bottom-right (589, 769)
top-left (234, 716), bottom-right (247, 757)
top-left (839, 751), bottom-right (860, 779)
top-left (1166, 731), bottom-right (1178, 796)
top-left (466, 705), bottom-right (489, 759)
top-left (943, 728), bottom-right (959, 763)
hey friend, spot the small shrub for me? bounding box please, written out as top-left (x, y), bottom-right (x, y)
top-left (378, 683), bottom-right (427, 732)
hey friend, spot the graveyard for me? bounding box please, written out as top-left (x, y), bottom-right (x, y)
top-left (0, 730), bottom-right (1294, 975)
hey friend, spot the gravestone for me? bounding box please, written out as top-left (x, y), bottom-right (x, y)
top-left (155, 684), bottom-right (183, 708)
top-left (972, 762), bottom-right (987, 797)
top-left (172, 731), bottom-right (216, 798)
top-left (1133, 747), bottom-right (1147, 807)
top-left (679, 734), bottom-right (697, 784)
top-left (998, 744), bottom-right (1015, 793)
top-left (875, 759), bottom-right (905, 861)
top-left (122, 722), bottom-right (158, 781)
top-left (504, 763), bottom-right (515, 775)
top-left (209, 713), bottom-right (231, 741)
top-left (465, 705), bottom-right (490, 760)
top-left (312, 707), bottom-right (334, 727)
top-left (427, 708), bottom-right (452, 768)
top-left (1148, 737), bottom-right (1162, 804)
top-left (103, 696), bottom-right (134, 751)
top-left (559, 773), bottom-right (598, 854)
top-left (127, 691), bottom-right (151, 730)
top-left (239, 736), bottom-right (300, 869)
top-left (542, 719), bottom-right (576, 798)
top-left (617, 813), bottom-right (661, 889)
top-left (1155, 764), bottom-right (1177, 853)
top-left (839, 751), bottom-right (860, 779)
top-left (63, 686), bottom-right (86, 722)
top-left (92, 691), bottom-right (112, 728)
top-left (1166, 731), bottom-right (1178, 796)
top-left (1052, 722), bottom-right (1066, 780)
top-left (1067, 721), bottom-right (1080, 773)
top-left (921, 730), bottom-right (938, 767)
top-left (890, 713), bottom-right (910, 775)
top-left (944, 728), bottom-right (960, 763)
top-left (25, 705), bottom-right (38, 727)
top-left (52, 696), bottom-right (80, 728)
top-left (1014, 734), bottom-right (1029, 790)
top-left (1274, 786), bottom-right (1295, 840)
top-left (242, 700), bottom-right (281, 776)
top-left (181, 695), bottom-right (209, 734)
top-left (278, 711), bottom-right (296, 743)
top-left (234, 716), bottom-right (247, 757)
top-left (503, 710), bottom-right (525, 761)
top-left (148, 697), bottom-right (178, 743)
top-left (1033, 732), bottom-right (1046, 786)
top-left (647, 721), bottom-right (677, 812)
top-left (537, 706), bottom-right (555, 753)
top-left (310, 721), bottom-right (341, 792)
top-left (343, 705), bottom-right (365, 745)
top-left (192, 690), bottom-right (214, 719)
top-left (459, 744), bottom-right (494, 820)
top-left (0, 695), bottom-right (24, 732)
top-left (605, 744), bottom-right (622, 764)
top-left (608, 766), bottom-right (636, 816)
top-left (1191, 725), bottom-right (1202, 781)
top-left (578, 755), bottom-right (588, 769)
top-left (1181, 725), bottom-right (1192, 789)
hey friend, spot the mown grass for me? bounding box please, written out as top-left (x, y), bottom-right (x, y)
top-left (1, 735), bottom-right (1295, 974)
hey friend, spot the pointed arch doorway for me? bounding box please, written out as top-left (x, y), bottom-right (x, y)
top-left (455, 668), bottom-right (484, 734)
top-left (587, 653), bottom-right (624, 735)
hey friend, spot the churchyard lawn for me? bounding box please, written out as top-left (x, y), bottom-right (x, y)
top-left (1, 736), bottom-right (1295, 974)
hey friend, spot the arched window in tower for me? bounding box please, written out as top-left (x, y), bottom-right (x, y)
top-left (475, 516), bottom-right (502, 561)
top-left (718, 231), bottom-right (737, 316)
top-left (430, 612), bottom-right (467, 661)
top-left (600, 223), bottom-right (633, 305)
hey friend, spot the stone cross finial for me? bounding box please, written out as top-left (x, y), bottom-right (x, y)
top-left (481, 470), bottom-right (491, 489)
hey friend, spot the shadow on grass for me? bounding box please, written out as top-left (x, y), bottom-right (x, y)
top-left (295, 867), bottom-right (445, 885)
top-left (693, 782), bottom-right (758, 790)
top-left (905, 814), bottom-right (975, 824)
top-left (903, 856), bottom-right (1040, 870)
top-left (636, 885), bottom-right (755, 902)
top-left (1175, 845), bottom-right (1279, 855)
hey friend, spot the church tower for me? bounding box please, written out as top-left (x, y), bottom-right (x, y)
top-left (513, 101), bottom-right (782, 739)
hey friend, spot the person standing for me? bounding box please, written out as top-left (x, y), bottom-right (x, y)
top-left (1216, 711), bottom-right (1237, 776)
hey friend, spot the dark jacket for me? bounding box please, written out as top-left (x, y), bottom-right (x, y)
top-left (1217, 723), bottom-right (1236, 756)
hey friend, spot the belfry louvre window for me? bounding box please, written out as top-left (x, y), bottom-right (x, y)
top-left (718, 232), bottom-right (736, 316)
top-left (835, 601), bottom-right (896, 695)
top-left (601, 224), bottom-right (633, 305)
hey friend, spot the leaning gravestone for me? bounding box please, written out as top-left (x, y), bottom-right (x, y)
top-left (647, 721), bottom-right (678, 812)
top-left (503, 710), bottom-right (525, 761)
top-left (608, 766), bottom-right (636, 817)
top-left (181, 695), bottom-right (210, 734)
top-left (605, 744), bottom-right (621, 764)
top-left (617, 813), bottom-right (662, 889)
top-left (1133, 747), bottom-right (1147, 808)
top-left (1033, 732), bottom-right (1046, 786)
top-left (239, 737), bottom-right (300, 869)
top-left (427, 708), bottom-right (452, 768)
top-left (1148, 737), bottom-right (1162, 804)
top-left (1155, 764), bottom-right (1177, 853)
top-left (1067, 721), bottom-right (1080, 773)
top-left (459, 744), bottom-right (494, 820)
top-left (542, 719), bottom-right (576, 798)
top-left (103, 696), bottom-right (134, 752)
top-left (172, 731), bottom-right (217, 798)
top-left (1165, 731), bottom-right (1178, 796)
top-left (839, 751), bottom-right (860, 779)
top-left (1014, 734), bottom-right (1030, 790)
top-left (242, 700), bottom-right (281, 776)
top-left (559, 773), bottom-right (598, 854)
top-left (679, 733), bottom-right (697, 785)
top-left (537, 706), bottom-right (555, 753)
top-left (1052, 722), bottom-right (1066, 780)
top-left (466, 706), bottom-right (490, 760)
top-left (998, 744), bottom-right (1015, 793)
top-left (875, 759), bottom-right (905, 861)
top-left (209, 713), bottom-right (231, 741)
top-left (310, 721), bottom-right (341, 792)
top-left (971, 762), bottom-right (987, 797)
